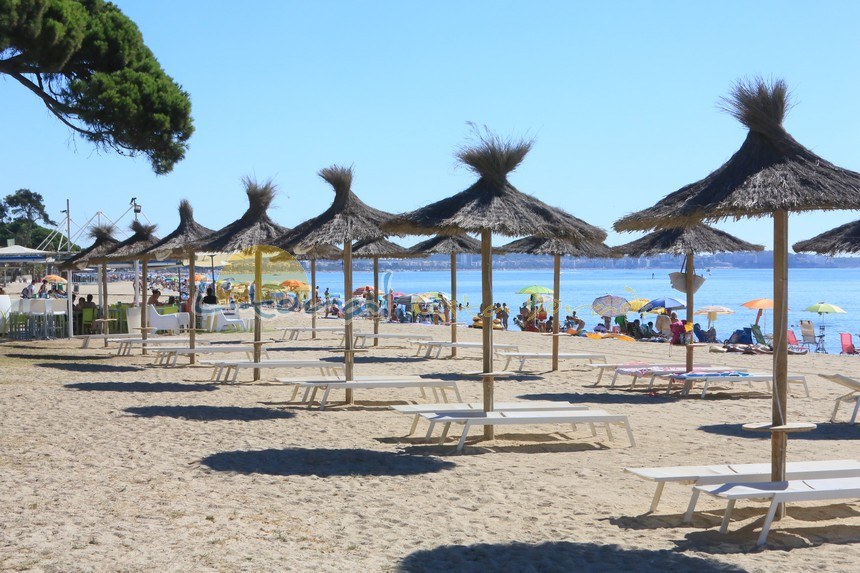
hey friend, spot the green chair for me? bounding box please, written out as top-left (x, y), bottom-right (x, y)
top-left (81, 307), bottom-right (97, 334)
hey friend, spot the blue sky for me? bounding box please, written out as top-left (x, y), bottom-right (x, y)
top-left (2, 1), bottom-right (859, 250)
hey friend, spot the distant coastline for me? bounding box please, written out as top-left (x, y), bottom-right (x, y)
top-left (312, 251), bottom-right (860, 272)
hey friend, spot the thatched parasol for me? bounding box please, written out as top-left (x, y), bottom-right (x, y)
top-left (407, 234), bottom-right (482, 357)
top-left (499, 236), bottom-right (614, 370)
top-left (793, 219), bottom-right (860, 255)
top-left (385, 128), bottom-right (608, 440)
top-left (58, 224), bottom-right (119, 342)
top-left (614, 78), bottom-right (860, 504)
top-left (142, 200), bottom-right (215, 361)
top-left (198, 177), bottom-right (291, 380)
top-left (273, 165), bottom-right (397, 401)
top-left (614, 224), bottom-right (763, 370)
top-left (352, 238), bottom-right (415, 346)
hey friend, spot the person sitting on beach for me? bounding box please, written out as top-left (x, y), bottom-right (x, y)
top-left (147, 289), bottom-right (162, 306)
top-left (693, 323), bottom-right (708, 343)
top-left (594, 322), bottom-right (607, 333)
top-left (627, 319), bottom-right (645, 339)
top-left (669, 313), bottom-right (686, 344)
top-left (202, 287), bottom-right (218, 305)
top-left (641, 321), bottom-right (658, 338)
top-left (654, 310), bottom-right (671, 337)
top-left (38, 279), bottom-right (48, 297)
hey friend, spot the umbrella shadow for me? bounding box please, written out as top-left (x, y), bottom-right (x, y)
top-left (698, 423), bottom-right (860, 441)
top-left (6, 353), bottom-right (115, 361)
top-left (675, 523), bottom-right (860, 553)
top-left (65, 381), bottom-right (218, 393)
top-left (37, 362), bottom-right (142, 373)
top-left (125, 405), bottom-right (294, 421)
top-left (518, 392), bottom-right (676, 405)
top-left (396, 541), bottom-right (746, 572)
top-left (199, 447), bottom-right (455, 477)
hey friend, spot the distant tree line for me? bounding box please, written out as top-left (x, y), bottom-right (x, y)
top-left (0, 188), bottom-right (76, 250)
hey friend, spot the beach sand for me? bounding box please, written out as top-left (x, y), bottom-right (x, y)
top-left (1, 282), bottom-right (859, 571)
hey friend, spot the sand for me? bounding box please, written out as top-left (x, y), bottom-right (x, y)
top-left (1, 282), bottom-right (859, 572)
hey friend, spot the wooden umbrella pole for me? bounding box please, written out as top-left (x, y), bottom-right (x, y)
top-left (450, 252), bottom-right (457, 358)
top-left (188, 255), bottom-right (196, 364)
top-left (552, 253), bottom-right (561, 371)
top-left (685, 253), bottom-right (694, 372)
top-left (373, 257), bottom-right (379, 347)
top-left (344, 241), bottom-right (354, 403)
top-left (772, 210), bottom-right (789, 519)
top-left (101, 263), bottom-right (109, 347)
top-left (253, 248), bottom-right (263, 381)
top-left (141, 259), bottom-right (148, 355)
top-left (310, 258), bottom-right (317, 340)
top-left (481, 229), bottom-right (494, 440)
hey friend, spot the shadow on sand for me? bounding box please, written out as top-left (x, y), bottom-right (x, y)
top-left (7, 352), bottom-right (115, 361)
top-left (200, 447), bottom-right (455, 477)
top-left (38, 362), bottom-right (142, 373)
top-left (65, 381), bottom-right (218, 393)
top-left (698, 423), bottom-right (860, 441)
top-left (125, 405), bottom-right (294, 421)
top-left (518, 391), bottom-right (675, 405)
top-left (396, 541), bottom-right (746, 572)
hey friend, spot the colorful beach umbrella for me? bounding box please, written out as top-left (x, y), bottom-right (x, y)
top-left (805, 302), bottom-right (846, 315)
top-left (43, 274), bottom-right (66, 283)
top-left (639, 297), bottom-right (685, 313)
top-left (591, 294), bottom-right (630, 317)
top-left (516, 285), bottom-right (554, 295)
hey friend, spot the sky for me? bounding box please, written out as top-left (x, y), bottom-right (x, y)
top-left (2, 0), bottom-right (859, 251)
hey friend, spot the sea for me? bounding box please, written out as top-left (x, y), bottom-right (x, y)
top-left (303, 267), bottom-right (860, 354)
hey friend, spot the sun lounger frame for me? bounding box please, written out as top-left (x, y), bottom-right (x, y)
top-left (663, 373), bottom-right (809, 398)
top-left (413, 340), bottom-right (519, 358)
top-left (499, 352), bottom-right (606, 371)
top-left (201, 359), bottom-right (344, 384)
top-left (291, 378), bottom-right (462, 410)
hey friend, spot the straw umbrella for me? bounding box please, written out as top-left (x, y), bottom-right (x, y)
top-left (90, 220), bottom-right (160, 347)
top-left (142, 200), bottom-right (214, 362)
top-left (352, 237), bottom-right (415, 346)
top-left (273, 166), bottom-right (397, 403)
top-left (198, 177), bottom-right (290, 380)
top-left (407, 234), bottom-right (482, 357)
top-left (59, 224), bottom-right (120, 337)
top-left (794, 219), bottom-right (860, 255)
top-left (614, 78), bottom-right (860, 506)
top-left (498, 236), bottom-right (613, 370)
top-left (384, 130), bottom-right (607, 440)
top-left (613, 224), bottom-right (763, 370)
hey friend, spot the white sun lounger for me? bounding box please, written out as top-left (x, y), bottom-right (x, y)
top-left (695, 476), bottom-right (860, 546)
top-left (664, 372), bottom-right (809, 398)
top-left (201, 359), bottom-right (343, 384)
top-left (419, 409), bottom-right (635, 453)
top-left (613, 365), bottom-right (729, 390)
top-left (279, 326), bottom-right (345, 341)
top-left (354, 332), bottom-right (434, 348)
top-left (77, 332), bottom-right (138, 349)
top-left (413, 341), bottom-right (519, 358)
top-left (586, 363), bottom-right (696, 386)
top-left (821, 374), bottom-right (860, 424)
top-left (293, 378), bottom-right (462, 410)
top-left (393, 401), bottom-right (590, 435)
top-left (111, 336), bottom-right (193, 356)
top-left (500, 352), bottom-right (606, 371)
top-left (626, 459), bottom-right (860, 514)
top-left (277, 375), bottom-right (423, 401)
top-left (151, 344), bottom-right (257, 366)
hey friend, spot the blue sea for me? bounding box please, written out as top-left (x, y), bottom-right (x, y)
top-left (307, 267), bottom-right (860, 354)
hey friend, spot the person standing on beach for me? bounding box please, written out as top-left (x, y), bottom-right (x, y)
top-left (500, 303), bottom-right (510, 330)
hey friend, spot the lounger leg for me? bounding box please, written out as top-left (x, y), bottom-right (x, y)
top-left (82, 337), bottom-right (90, 349)
top-left (456, 422), bottom-right (472, 452)
top-left (851, 397), bottom-right (860, 424)
top-left (290, 384), bottom-right (300, 402)
top-left (831, 398), bottom-right (842, 422)
top-left (649, 482), bottom-right (666, 513)
top-left (630, 375), bottom-right (639, 390)
top-left (440, 388), bottom-right (450, 403)
top-left (610, 371), bottom-right (619, 387)
top-left (452, 384), bottom-right (462, 401)
top-left (719, 499), bottom-right (736, 534)
top-left (596, 369), bottom-right (604, 385)
top-left (425, 422), bottom-right (436, 441)
top-left (504, 356), bottom-right (512, 370)
top-left (683, 489), bottom-right (700, 522)
top-left (439, 422), bottom-right (451, 444)
top-left (589, 423), bottom-right (597, 436)
top-left (317, 386), bottom-right (332, 410)
top-left (756, 500), bottom-right (780, 547)
top-left (408, 415), bottom-right (420, 435)
top-left (230, 367), bottom-right (239, 385)
top-left (604, 422), bottom-right (614, 441)
top-left (701, 381), bottom-right (709, 399)
top-left (624, 422), bottom-right (635, 446)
